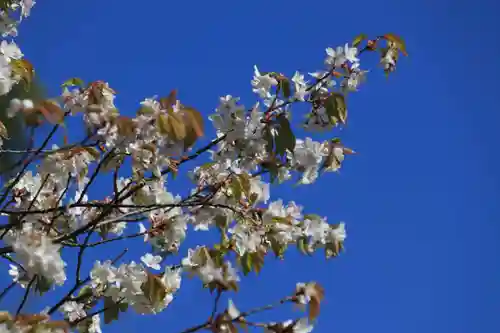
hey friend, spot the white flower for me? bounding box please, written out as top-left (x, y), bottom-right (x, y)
top-left (293, 138), bottom-right (327, 184)
top-left (5, 231), bottom-right (66, 286)
top-left (8, 264), bottom-right (20, 282)
top-left (343, 43), bottom-right (359, 63)
top-left (251, 65), bottom-right (278, 99)
top-left (325, 46), bottom-right (346, 67)
top-left (88, 314), bottom-right (102, 333)
top-left (90, 260), bottom-right (116, 287)
top-left (329, 222), bottom-right (347, 243)
top-left (229, 224), bottom-right (263, 255)
top-left (0, 41), bottom-right (23, 62)
top-left (141, 253), bottom-right (162, 270)
top-left (162, 266), bottom-right (182, 291)
top-left (227, 299), bottom-right (240, 319)
top-left (62, 301), bottom-right (86, 322)
top-left (291, 71), bottom-right (309, 101)
top-left (292, 318), bottom-right (314, 333)
top-left (198, 259), bottom-right (224, 284)
top-left (303, 215), bottom-right (330, 245)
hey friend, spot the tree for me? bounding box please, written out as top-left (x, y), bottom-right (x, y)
top-left (0, 2), bottom-right (407, 333)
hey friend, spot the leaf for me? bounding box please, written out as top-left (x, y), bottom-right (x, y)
top-left (352, 33), bottom-right (368, 47)
top-left (324, 93), bottom-right (347, 125)
top-left (383, 33), bottom-right (408, 56)
top-left (157, 112), bottom-right (187, 141)
top-left (269, 238), bottom-right (287, 259)
top-left (102, 153), bottom-right (125, 172)
top-left (307, 283), bottom-right (324, 321)
top-left (303, 214), bottom-right (322, 221)
top-left (137, 105), bottom-right (155, 115)
top-left (182, 106), bottom-right (204, 137)
top-left (241, 253), bottom-right (252, 276)
top-left (82, 147), bottom-right (101, 160)
top-left (116, 116), bottom-right (136, 138)
top-left (279, 78), bottom-right (291, 99)
top-left (263, 126), bottom-right (274, 154)
top-left (159, 89), bottom-right (177, 110)
top-left (237, 173), bottom-right (251, 198)
top-left (297, 237), bottom-right (308, 255)
top-left (141, 271), bottom-right (167, 309)
top-left (181, 106), bottom-right (204, 150)
top-left (11, 59), bottom-right (34, 87)
top-left (230, 175), bottom-right (243, 200)
top-left (77, 285), bottom-right (93, 299)
top-left (35, 275), bottom-right (52, 295)
top-left (0, 120), bottom-right (8, 139)
top-left (62, 78), bottom-right (85, 88)
top-left (103, 297), bottom-right (120, 324)
top-left (39, 100), bottom-right (65, 124)
top-left (275, 114), bottom-right (295, 156)
top-left (308, 297), bottom-right (320, 321)
top-left (118, 302), bottom-right (128, 313)
top-left (250, 251), bottom-right (264, 275)
top-left (272, 216), bottom-right (291, 225)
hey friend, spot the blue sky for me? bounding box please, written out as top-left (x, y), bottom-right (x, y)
top-left (1, 0), bottom-right (500, 332)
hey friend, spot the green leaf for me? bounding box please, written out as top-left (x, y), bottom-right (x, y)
top-left (62, 78), bottom-right (85, 88)
top-left (103, 297), bottom-right (120, 324)
top-left (215, 215), bottom-right (228, 230)
top-left (279, 78), bottom-right (291, 99)
top-left (35, 275), bottom-right (52, 295)
top-left (297, 237), bottom-right (309, 255)
top-left (241, 253), bottom-right (252, 276)
top-left (77, 285), bottom-right (93, 299)
top-left (275, 114), bottom-right (295, 156)
top-left (199, 161), bottom-right (217, 170)
top-left (263, 126), bottom-right (274, 154)
top-left (119, 302), bottom-right (129, 313)
top-left (269, 238), bottom-right (287, 259)
top-left (325, 93), bottom-right (347, 125)
top-left (352, 33), bottom-right (368, 47)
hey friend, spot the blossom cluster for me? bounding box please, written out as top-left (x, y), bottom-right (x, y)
top-left (0, 2), bottom-right (407, 332)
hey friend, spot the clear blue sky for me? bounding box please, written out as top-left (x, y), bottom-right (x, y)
top-left (2, 0), bottom-right (500, 332)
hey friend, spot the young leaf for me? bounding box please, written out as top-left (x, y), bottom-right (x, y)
top-left (230, 175), bottom-right (243, 201)
top-left (62, 78), bottom-right (85, 88)
top-left (39, 100), bottom-right (65, 124)
top-left (251, 251), bottom-right (264, 275)
top-left (383, 33), bottom-right (408, 56)
top-left (11, 59), bottom-right (34, 87)
top-left (116, 116), bottom-right (136, 138)
top-left (237, 173), bottom-right (251, 198)
top-left (159, 89), bottom-right (177, 110)
top-left (325, 93), bottom-right (347, 125)
top-left (275, 114), bottom-right (295, 156)
top-left (141, 271), bottom-right (167, 309)
top-left (181, 106), bottom-right (204, 150)
top-left (352, 33), bottom-right (368, 47)
top-left (168, 112), bottom-right (187, 141)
